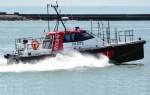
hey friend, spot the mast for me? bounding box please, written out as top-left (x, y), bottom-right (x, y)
top-left (47, 4), bottom-right (50, 32)
top-left (51, 1), bottom-right (67, 31)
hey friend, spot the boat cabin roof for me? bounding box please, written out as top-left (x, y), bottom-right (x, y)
top-left (46, 27), bottom-right (85, 36)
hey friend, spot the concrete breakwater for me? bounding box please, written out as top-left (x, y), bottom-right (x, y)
top-left (0, 13), bottom-right (150, 21)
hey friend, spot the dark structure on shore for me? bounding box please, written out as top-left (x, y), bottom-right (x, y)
top-left (1, 12), bottom-right (150, 21)
top-left (19, 14), bottom-right (150, 21)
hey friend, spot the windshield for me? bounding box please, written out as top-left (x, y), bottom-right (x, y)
top-left (64, 30), bottom-right (94, 43)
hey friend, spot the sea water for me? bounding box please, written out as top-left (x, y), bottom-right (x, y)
top-left (0, 6), bottom-right (149, 95)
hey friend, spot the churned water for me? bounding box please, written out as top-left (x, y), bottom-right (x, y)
top-left (0, 52), bottom-right (111, 72)
top-left (0, 20), bottom-right (149, 94)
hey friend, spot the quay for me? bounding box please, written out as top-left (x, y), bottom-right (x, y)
top-left (0, 13), bottom-right (150, 21)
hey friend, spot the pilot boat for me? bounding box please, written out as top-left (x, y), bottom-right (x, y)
top-left (4, 4), bottom-right (146, 65)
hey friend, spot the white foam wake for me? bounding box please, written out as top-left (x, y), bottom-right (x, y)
top-left (0, 52), bottom-right (112, 72)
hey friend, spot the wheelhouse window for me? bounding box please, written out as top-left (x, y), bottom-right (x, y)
top-left (43, 35), bottom-right (52, 49)
top-left (64, 30), bottom-right (94, 43)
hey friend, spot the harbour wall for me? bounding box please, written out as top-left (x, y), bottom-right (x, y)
top-left (0, 13), bottom-right (150, 21)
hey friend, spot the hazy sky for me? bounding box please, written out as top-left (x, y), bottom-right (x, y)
top-left (0, 0), bottom-right (150, 6)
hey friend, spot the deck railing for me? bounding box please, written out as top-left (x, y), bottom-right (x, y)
top-left (90, 21), bottom-right (134, 46)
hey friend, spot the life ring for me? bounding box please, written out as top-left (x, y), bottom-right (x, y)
top-left (31, 40), bottom-right (39, 50)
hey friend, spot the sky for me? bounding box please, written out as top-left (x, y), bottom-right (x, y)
top-left (0, 0), bottom-right (150, 6)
